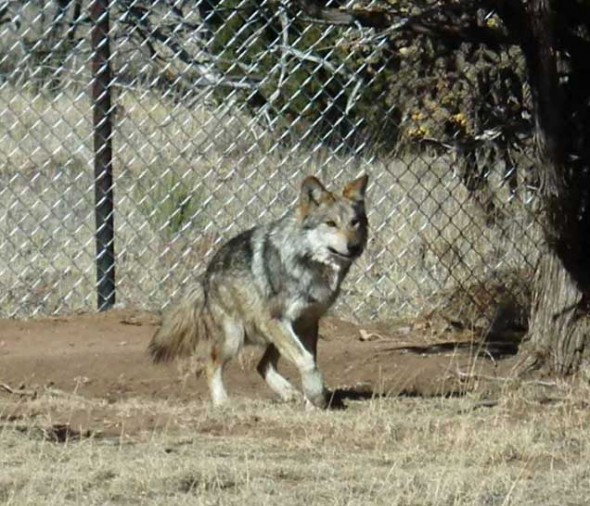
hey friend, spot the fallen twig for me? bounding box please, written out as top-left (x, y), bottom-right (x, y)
top-left (0, 383), bottom-right (37, 398)
top-left (457, 399), bottom-right (500, 414)
top-left (454, 369), bottom-right (559, 388)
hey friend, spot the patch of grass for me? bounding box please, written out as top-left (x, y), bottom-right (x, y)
top-left (1, 383), bottom-right (590, 505)
top-left (135, 170), bottom-right (207, 240)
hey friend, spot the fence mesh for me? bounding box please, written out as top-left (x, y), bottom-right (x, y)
top-left (0, 0), bottom-right (540, 328)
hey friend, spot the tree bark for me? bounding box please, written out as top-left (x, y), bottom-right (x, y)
top-left (515, 0), bottom-right (590, 376)
top-left (527, 253), bottom-right (590, 375)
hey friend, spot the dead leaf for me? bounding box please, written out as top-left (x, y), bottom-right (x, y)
top-left (359, 329), bottom-right (386, 342)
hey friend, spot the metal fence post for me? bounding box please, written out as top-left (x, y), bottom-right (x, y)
top-left (90, 0), bottom-right (115, 311)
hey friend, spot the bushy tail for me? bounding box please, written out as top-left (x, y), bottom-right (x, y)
top-left (148, 283), bottom-right (209, 363)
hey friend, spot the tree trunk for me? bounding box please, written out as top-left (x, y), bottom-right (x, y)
top-left (516, 0), bottom-right (590, 376)
top-left (527, 252), bottom-right (590, 375)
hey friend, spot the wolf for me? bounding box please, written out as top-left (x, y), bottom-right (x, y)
top-left (148, 174), bottom-right (369, 408)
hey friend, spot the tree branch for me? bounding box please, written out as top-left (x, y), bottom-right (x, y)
top-left (294, 0), bottom-right (516, 48)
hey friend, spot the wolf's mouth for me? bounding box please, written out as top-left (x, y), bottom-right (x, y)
top-left (328, 247), bottom-right (353, 259)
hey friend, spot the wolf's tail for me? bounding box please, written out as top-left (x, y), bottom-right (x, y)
top-left (148, 283), bottom-right (209, 363)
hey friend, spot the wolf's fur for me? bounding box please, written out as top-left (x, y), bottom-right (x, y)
top-left (148, 174), bottom-right (369, 408)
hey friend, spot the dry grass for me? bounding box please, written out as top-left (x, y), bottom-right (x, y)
top-left (1, 382), bottom-right (590, 505)
top-left (0, 83), bottom-right (541, 320)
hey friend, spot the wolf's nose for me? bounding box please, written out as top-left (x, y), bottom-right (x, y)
top-left (348, 244), bottom-right (362, 257)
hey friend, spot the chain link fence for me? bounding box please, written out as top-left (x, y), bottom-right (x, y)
top-left (0, 0), bottom-right (541, 329)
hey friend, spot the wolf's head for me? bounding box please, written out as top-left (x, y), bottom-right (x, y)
top-left (298, 174), bottom-right (369, 266)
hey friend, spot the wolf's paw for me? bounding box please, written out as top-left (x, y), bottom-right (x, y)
top-left (304, 390), bottom-right (329, 410)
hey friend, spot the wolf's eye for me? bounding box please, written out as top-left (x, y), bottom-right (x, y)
top-left (350, 218), bottom-right (359, 227)
top-left (325, 220), bottom-right (337, 228)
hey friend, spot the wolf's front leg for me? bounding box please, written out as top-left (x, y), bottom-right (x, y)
top-left (260, 318), bottom-right (327, 408)
top-left (257, 344), bottom-right (300, 402)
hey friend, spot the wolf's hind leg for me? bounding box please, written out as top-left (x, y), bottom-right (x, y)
top-left (257, 344), bottom-right (299, 402)
top-left (206, 352), bottom-right (228, 406)
top-left (206, 317), bottom-right (244, 406)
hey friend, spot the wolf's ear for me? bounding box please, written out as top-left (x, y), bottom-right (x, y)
top-left (342, 174), bottom-right (368, 202)
top-left (299, 176), bottom-right (331, 219)
top-left (300, 176), bottom-right (329, 207)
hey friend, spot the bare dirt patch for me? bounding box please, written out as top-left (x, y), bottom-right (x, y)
top-left (0, 309), bottom-right (515, 437)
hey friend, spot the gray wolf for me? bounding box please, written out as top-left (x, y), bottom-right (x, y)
top-left (148, 174), bottom-right (369, 408)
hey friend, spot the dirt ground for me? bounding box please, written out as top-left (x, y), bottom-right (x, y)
top-left (0, 309), bottom-right (516, 436)
top-left (5, 311), bottom-right (590, 506)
